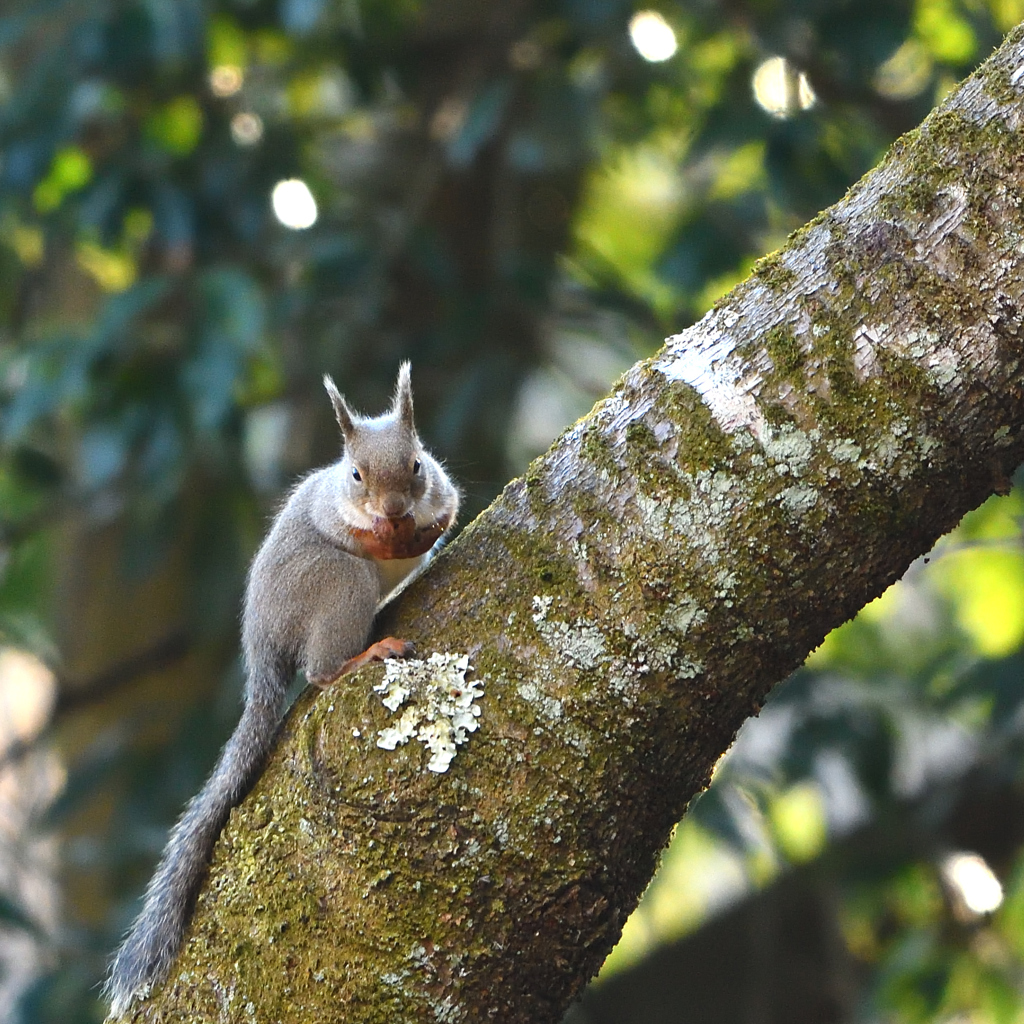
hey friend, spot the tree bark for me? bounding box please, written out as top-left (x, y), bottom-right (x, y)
top-left (118, 25), bottom-right (1024, 1024)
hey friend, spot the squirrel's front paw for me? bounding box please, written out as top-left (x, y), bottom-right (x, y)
top-left (311, 637), bottom-right (417, 687)
top-left (365, 636), bottom-right (417, 662)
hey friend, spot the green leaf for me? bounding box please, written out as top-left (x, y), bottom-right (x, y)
top-left (145, 95), bottom-right (204, 157)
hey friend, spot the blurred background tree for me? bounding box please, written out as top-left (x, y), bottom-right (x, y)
top-left (0, 0), bottom-right (1022, 1021)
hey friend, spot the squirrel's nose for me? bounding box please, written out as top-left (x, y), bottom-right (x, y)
top-left (381, 493), bottom-right (407, 518)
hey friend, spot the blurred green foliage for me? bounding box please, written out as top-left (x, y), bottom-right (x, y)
top-left (0, 0), bottom-right (1021, 1021)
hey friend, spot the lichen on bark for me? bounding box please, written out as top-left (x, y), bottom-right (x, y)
top-left (117, 26), bottom-right (1024, 1024)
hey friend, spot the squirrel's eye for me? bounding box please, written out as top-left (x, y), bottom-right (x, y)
top-left (352, 467), bottom-right (362, 482)
top-left (412, 459), bottom-right (421, 474)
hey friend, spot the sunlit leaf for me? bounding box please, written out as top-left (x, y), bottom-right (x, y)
top-left (4, 221), bottom-right (44, 266)
top-left (574, 143), bottom-right (686, 312)
top-left (207, 14), bottom-right (246, 69)
top-left (933, 547), bottom-right (1024, 658)
top-left (76, 240), bottom-right (136, 292)
top-left (769, 781), bottom-right (828, 863)
top-left (33, 146), bottom-right (92, 212)
top-left (991, 0), bottom-right (1024, 32)
top-left (708, 142), bottom-right (766, 201)
top-left (145, 95), bottom-right (204, 156)
top-left (914, 0), bottom-right (977, 64)
top-left (875, 39), bottom-right (934, 100)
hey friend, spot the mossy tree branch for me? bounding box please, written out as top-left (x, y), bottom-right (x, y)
top-left (119, 26), bottom-right (1024, 1024)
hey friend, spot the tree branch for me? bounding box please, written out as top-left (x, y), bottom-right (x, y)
top-left (119, 25), bottom-right (1024, 1024)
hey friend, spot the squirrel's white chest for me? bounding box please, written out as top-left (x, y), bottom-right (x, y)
top-left (375, 553), bottom-right (429, 601)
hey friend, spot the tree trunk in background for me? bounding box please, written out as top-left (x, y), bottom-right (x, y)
top-left (117, 26), bottom-right (1024, 1024)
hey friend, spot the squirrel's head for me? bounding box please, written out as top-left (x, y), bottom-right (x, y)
top-left (323, 363), bottom-right (428, 521)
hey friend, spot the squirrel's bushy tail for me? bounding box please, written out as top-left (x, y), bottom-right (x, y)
top-left (105, 672), bottom-right (286, 1018)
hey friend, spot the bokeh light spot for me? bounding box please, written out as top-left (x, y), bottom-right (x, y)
top-left (231, 111), bottom-right (263, 146)
top-left (752, 56), bottom-right (817, 118)
top-left (210, 65), bottom-right (243, 97)
top-left (629, 11), bottom-right (678, 63)
top-left (942, 851), bottom-right (1004, 917)
top-left (271, 178), bottom-right (318, 230)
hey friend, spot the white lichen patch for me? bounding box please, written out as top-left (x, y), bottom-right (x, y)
top-left (870, 432), bottom-right (902, 470)
top-left (517, 679), bottom-right (564, 720)
top-left (562, 722), bottom-right (592, 753)
top-left (531, 594), bottom-right (553, 623)
top-left (531, 600), bottom-right (608, 671)
top-left (665, 598), bottom-right (705, 635)
top-left (376, 675), bottom-right (410, 712)
top-left (713, 567), bottom-right (738, 597)
top-left (778, 484), bottom-right (819, 517)
top-left (373, 653), bottom-right (483, 773)
top-left (606, 663), bottom-right (640, 700)
top-left (760, 423), bottom-right (815, 477)
top-left (634, 492), bottom-right (670, 542)
top-left (674, 656), bottom-right (703, 679)
top-left (894, 326), bottom-right (941, 361)
top-left (829, 438), bottom-right (863, 465)
top-left (639, 635), bottom-right (679, 673)
top-left (636, 469), bottom-right (749, 567)
top-left (377, 705), bottom-right (420, 748)
top-left (632, 645), bottom-right (704, 679)
top-left (924, 345), bottom-right (961, 389)
top-left (558, 621), bottom-right (608, 669)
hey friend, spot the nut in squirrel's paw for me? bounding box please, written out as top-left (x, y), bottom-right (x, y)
top-left (350, 512), bottom-right (452, 560)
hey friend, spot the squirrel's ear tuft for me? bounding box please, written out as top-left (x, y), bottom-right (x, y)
top-left (393, 361), bottom-right (414, 429)
top-left (323, 374), bottom-right (356, 438)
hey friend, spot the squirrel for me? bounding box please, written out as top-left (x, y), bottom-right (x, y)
top-left (104, 363), bottom-right (459, 1018)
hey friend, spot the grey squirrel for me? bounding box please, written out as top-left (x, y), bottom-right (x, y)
top-left (105, 364), bottom-right (459, 1017)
